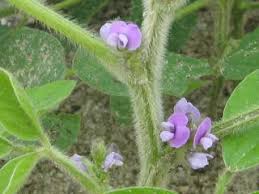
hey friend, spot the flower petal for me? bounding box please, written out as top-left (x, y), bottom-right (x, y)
top-left (109, 21), bottom-right (127, 34)
top-left (106, 33), bottom-right (119, 47)
top-left (169, 126), bottom-right (190, 148)
top-left (193, 117), bottom-right (212, 148)
top-left (100, 23), bottom-right (112, 41)
top-left (187, 102), bottom-right (201, 123)
top-left (118, 34), bottom-right (128, 48)
top-left (103, 152), bottom-right (123, 172)
top-left (161, 121), bottom-right (174, 131)
top-left (70, 154), bottom-right (87, 172)
top-left (123, 23), bottom-right (142, 51)
top-left (200, 137), bottom-right (213, 150)
top-left (160, 131), bottom-right (174, 142)
top-left (168, 113), bottom-right (188, 126)
top-left (188, 152), bottom-right (213, 170)
top-left (174, 98), bottom-right (188, 113)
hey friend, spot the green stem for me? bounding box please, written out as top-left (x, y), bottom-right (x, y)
top-left (214, 169), bottom-right (233, 194)
top-left (209, 76), bottom-right (224, 119)
top-left (214, 107), bottom-right (259, 137)
top-left (45, 147), bottom-right (104, 194)
top-left (241, 1), bottom-right (259, 11)
top-left (208, 0), bottom-right (233, 116)
top-left (7, 0), bottom-right (127, 83)
top-left (175, 0), bottom-right (210, 20)
top-left (232, 0), bottom-right (246, 38)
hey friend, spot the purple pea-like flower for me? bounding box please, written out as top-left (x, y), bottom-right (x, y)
top-left (188, 152), bottom-right (213, 170)
top-left (103, 152), bottom-right (123, 172)
top-left (174, 98), bottom-right (201, 124)
top-left (160, 112), bottom-right (190, 148)
top-left (70, 154), bottom-right (87, 172)
top-left (100, 20), bottom-right (142, 51)
top-left (193, 117), bottom-right (218, 150)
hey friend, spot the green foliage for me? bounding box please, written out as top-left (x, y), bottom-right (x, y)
top-left (0, 152), bottom-right (40, 194)
top-left (42, 113), bottom-right (80, 151)
top-left (130, 0), bottom-right (143, 25)
top-left (162, 53), bottom-right (212, 97)
top-left (106, 187), bottom-right (177, 194)
top-left (110, 96), bottom-right (132, 126)
top-left (222, 27), bottom-right (259, 80)
top-left (26, 80), bottom-right (76, 113)
top-left (168, 12), bottom-right (197, 52)
top-left (0, 27), bottom-right (66, 87)
top-left (91, 139), bottom-right (106, 168)
top-left (73, 48), bottom-right (128, 96)
top-left (0, 137), bottom-right (13, 158)
top-left (222, 70), bottom-right (259, 171)
top-left (68, 0), bottom-right (110, 23)
top-left (0, 68), bottom-right (42, 140)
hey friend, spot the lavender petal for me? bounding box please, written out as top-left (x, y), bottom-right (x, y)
top-left (193, 117), bottom-right (212, 148)
top-left (160, 131), bottom-right (174, 142)
top-left (188, 152), bottom-right (213, 170)
top-left (169, 126), bottom-right (190, 148)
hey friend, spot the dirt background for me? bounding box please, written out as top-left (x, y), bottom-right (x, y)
top-left (2, 0), bottom-right (258, 193)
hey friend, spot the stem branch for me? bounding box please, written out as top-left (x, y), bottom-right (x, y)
top-left (45, 147), bottom-right (104, 194)
top-left (214, 169), bottom-right (233, 194)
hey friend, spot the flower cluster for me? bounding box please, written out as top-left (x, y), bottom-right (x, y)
top-left (160, 98), bottom-right (218, 170)
top-left (100, 20), bottom-right (142, 51)
top-left (70, 151), bottom-right (123, 173)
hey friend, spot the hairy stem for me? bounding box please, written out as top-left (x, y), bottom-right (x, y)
top-left (214, 107), bottom-right (259, 137)
top-left (7, 0), bottom-right (127, 83)
top-left (45, 147), bottom-right (104, 194)
top-left (128, 0), bottom-right (188, 186)
top-left (214, 169), bottom-right (233, 194)
top-left (209, 0), bottom-right (233, 116)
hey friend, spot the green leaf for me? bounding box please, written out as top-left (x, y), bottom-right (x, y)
top-left (130, 0), bottom-right (143, 25)
top-left (222, 27), bottom-right (259, 80)
top-left (0, 27), bottom-right (66, 87)
top-left (110, 96), bottom-right (132, 126)
top-left (42, 113), bottom-right (80, 151)
top-left (0, 137), bottom-right (13, 158)
top-left (0, 68), bottom-right (42, 140)
top-left (26, 80), bottom-right (76, 113)
top-left (106, 187), bottom-right (177, 194)
top-left (168, 11), bottom-right (197, 52)
top-left (162, 53), bottom-right (212, 97)
top-left (0, 152), bottom-right (40, 194)
top-left (251, 192), bottom-right (259, 194)
top-left (73, 48), bottom-right (128, 96)
top-left (68, 0), bottom-right (110, 23)
top-left (222, 70), bottom-right (259, 172)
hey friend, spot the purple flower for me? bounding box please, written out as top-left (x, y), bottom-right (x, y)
top-left (188, 152), bottom-right (213, 170)
top-left (193, 117), bottom-right (218, 150)
top-left (70, 154), bottom-right (87, 172)
top-left (100, 20), bottom-right (142, 51)
top-left (160, 113), bottom-right (190, 148)
top-left (103, 152), bottom-right (123, 172)
top-left (174, 98), bottom-right (201, 124)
